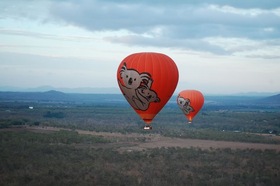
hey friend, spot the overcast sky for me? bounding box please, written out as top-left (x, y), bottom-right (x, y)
top-left (0, 0), bottom-right (279, 94)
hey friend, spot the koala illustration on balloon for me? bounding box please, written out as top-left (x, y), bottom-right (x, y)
top-left (177, 97), bottom-right (195, 114)
top-left (118, 62), bottom-right (160, 110)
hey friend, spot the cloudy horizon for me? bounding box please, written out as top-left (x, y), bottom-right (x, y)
top-left (1, 0), bottom-right (279, 95)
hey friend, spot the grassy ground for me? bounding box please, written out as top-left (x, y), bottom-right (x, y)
top-left (1, 127), bottom-right (280, 186)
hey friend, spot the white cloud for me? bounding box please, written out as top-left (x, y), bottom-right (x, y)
top-left (44, 0), bottom-right (280, 57)
top-left (203, 37), bottom-right (280, 58)
top-left (208, 5), bottom-right (280, 17)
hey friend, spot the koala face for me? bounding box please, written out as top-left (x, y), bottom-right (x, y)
top-left (121, 69), bottom-right (143, 89)
top-left (178, 97), bottom-right (191, 108)
top-left (177, 97), bottom-right (186, 108)
top-left (120, 62), bottom-right (152, 89)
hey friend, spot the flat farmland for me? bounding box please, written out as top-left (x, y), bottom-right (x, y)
top-left (4, 126), bottom-right (280, 152)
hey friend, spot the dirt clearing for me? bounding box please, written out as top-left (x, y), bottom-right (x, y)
top-left (2, 126), bottom-right (280, 152)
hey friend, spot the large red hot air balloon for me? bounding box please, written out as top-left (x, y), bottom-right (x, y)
top-left (177, 90), bottom-right (204, 123)
top-left (117, 52), bottom-right (179, 129)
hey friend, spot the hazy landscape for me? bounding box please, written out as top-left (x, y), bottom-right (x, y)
top-left (0, 90), bottom-right (280, 185)
top-left (2, 0), bottom-right (280, 185)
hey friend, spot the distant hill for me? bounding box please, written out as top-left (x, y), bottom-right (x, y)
top-left (0, 91), bottom-right (279, 109)
top-left (0, 90), bottom-right (70, 102)
top-left (258, 94), bottom-right (280, 105)
top-left (0, 86), bottom-right (277, 96)
top-left (0, 91), bottom-right (126, 105)
top-left (0, 86), bottom-right (120, 94)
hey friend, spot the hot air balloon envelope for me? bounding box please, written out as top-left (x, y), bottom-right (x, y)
top-left (117, 52), bottom-right (179, 129)
top-left (177, 90), bottom-right (204, 123)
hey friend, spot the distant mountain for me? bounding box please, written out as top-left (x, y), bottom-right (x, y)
top-left (0, 91), bottom-right (279, 110)
top-left (258, 94), bottom-right (280, 105)
top-left (0, 90), bottom-right (70, 102)
top-left (0, 91), bottom-right (126, 105)
top-left (0, 86), bottom-right (120, 94)
top-left (230, 92), bottom-right (279, 97)
top-left (0, 86), bottom-right (278, 96)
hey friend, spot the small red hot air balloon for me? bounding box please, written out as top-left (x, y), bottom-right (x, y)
top-left (117, 52), bottom-right (179, 129)
top-left (177, 90), bottom-right (204, 123)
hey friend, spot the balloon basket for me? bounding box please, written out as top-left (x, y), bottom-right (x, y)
top-left (143, 125), bottom-right (152, 130)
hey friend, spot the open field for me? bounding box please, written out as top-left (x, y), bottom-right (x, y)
top-left (3, 126), bottom-right (280, 152)
top-left (1, 126), bottom-right (280, 186)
